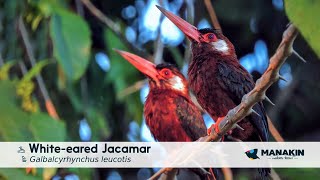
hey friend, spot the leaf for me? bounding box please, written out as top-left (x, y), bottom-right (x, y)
top-left (0, 81), bottom-right (66, 142)
top-left (29, 113), bottom-right (66, 142)
top-left (21, 60), bottom-right (50, 82)
top-left (0, 81), bottom-right (34, 141)
top-left (0, 81), bottom-right (66, 179)
top-left (50, 9), bottom-right (91, 82)
top-left (28, 0), bottom-right (67, 17)
top-left (0, 169), bottom-right (41, 180)
top-left (85, 107), bottom-right (110, 141)
top-left (285, 0), bottom-right (320, 57)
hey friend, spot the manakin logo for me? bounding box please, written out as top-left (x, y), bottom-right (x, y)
top-left (245, 149), bottom-right (260, 160)
top-left (245, 148), bottom-right (305, 160)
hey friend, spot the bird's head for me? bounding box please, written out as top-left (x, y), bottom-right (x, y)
top-left (115, 49), bottom-right (188, 96)
top-left (157, 5), bottom-right (235, 57)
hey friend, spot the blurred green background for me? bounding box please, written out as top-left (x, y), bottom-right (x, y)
top-left (0, 0), bottom-right (319, 179)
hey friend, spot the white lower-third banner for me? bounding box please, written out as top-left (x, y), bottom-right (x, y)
top-left (0, 142), bottom-right (318, 168)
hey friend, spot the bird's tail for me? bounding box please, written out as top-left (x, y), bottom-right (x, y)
top-left (190, 168), bottom-right (218, 180)
top-left (258, 168), bottom-right (271, 180)
top-left (205, 168), bottom-right (218, 180)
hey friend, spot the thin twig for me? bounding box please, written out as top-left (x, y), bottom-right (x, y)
top-left (81, 0), bottom-right (120, 33)
top-left (203, 0), bottom-right (283, 145)
top-left (159, 169), bottom-right (177, 180)
top-left (0, 53), bottom-right (4, 66)
top-left (18, 61), bottom-right (28, 75)
top-left (153, 34), bottom-right (164, 64)
top-left (153, 1), bottom-right (165, 64)
top-left (149, 24), bottom-right (299, 180)
top-left (271, 169), bottom-right (281, 180)
top-left (81, 0), bottom-right (149, 58)
top-left (118, 79), bottom-right (147, 98)
top-left (267, 116), bottom-right (284, 142)
top-left (75, 0), bottom-right (85, 17)
top-left (149, 168), bottom-right (172, 180)
top-left (18, 16), bottom-right (59, 119)
top-left (76, 0), bottom-right (90, 112)
top-left (203, 24), bottom-right (298, 142)
top-left (221, 167), bottom-right (233, 180)
top-left (183, 0), bottom-right (195, 63)
top-left (203, 0), bottom-right (221, 30)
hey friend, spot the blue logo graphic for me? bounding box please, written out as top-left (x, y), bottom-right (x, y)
top-left (245, 149), bottom-right (260, 160)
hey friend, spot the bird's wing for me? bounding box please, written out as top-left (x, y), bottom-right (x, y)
top-left (254, 149), bottom-right (258, 154)
top-left (217, 62), bottom-right (269, 141)
top-left (174, 95), bottom-right (207, 141)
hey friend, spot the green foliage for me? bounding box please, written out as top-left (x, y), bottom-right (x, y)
top-left (29, 113), bottom-right (66, 141)
top-left (0, 81), bottom-right (66, 141)
top-left (50, 9), bottom-right (91, 82)
top-left (0, 61), bottom-right (17, 80)
top-left (21, 60), bottom-right (50, 82)
top-left (28, 0), bottom-right (67, 17)
top-left (0, 169), bottom-right (41, 180)
top-left (85, 107), bottom-right (110, 141)
top-left (16, 60), bottom-right (50, 113)
top-left (104, 29), bottom-right (143, 122)
top-left (0, 81), bottom-right (66, 179)
top-left (0, 81), bottom-right (34, 141)
top-left (285, 0), bottom-right (320, 57)
top-left (277, 168), bottom-right (320, 179)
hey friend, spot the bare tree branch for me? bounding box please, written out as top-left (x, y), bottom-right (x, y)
top-left (203, 24), bottom-right (298, 142)
top-left (149, 168), bottom-right (172, 180)
top-left (81, 0), bottom-right (151, 59)
top-left (156, 2), bottom-right (196, 178)
top-left (183, 0), bottom-right (195, 64)
top-left (148, 24), bottom-right (299, 180)
top-left (153, 1), bottom-right (165, 65)
top-left (267, 116), bottom-right (284, 142)
top-left (18, 16), bottom-right (60, 120)
top-left (159, 169), bottom-right (177, 180)
top-left (202, 0), bottom-right (282, 143)
top-left (203, 0), bottom-right (221, 30)
top-left (0, 53), bottom-right (4, 66)
top-left (222, 167), bottom-right (233, 180)
top-left (153, 34), bottom-right (165, 65)
top-left (75, 0), bottom-right (90, 113)
top-left (118, 79), bottom-right (147, 98)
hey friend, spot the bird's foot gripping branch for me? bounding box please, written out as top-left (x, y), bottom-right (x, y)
top-left (148, 24), bottom-right (299, 180)
top-left (204, 24), bottom-right (298, 143)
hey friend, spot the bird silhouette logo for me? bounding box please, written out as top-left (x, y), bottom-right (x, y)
top-left (245, 149), bottom-right (260, 160)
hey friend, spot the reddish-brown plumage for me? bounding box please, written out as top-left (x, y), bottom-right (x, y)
top-left (115, 50), bottom-right (217, 180)
top-left (143, 64), bottom-right (207, 142)
top-left (188, 29), bottom-right (268, 142)
top-left (156, 6), bottom-right (270, 178)
top-left (145, 88), bottom-right (206, 142)
top-left (156, 5), bottom-right (268, 142)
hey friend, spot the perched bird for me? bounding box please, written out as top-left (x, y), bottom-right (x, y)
top-left (115, 49), bottom-right (217, 180)
top-left (157, 6), bottom-right (270, 178)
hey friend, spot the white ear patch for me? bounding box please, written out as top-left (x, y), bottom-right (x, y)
top-left (170, 76), bottom-right (185, 91)
top-left (212, 39), bottom-right (229, 53)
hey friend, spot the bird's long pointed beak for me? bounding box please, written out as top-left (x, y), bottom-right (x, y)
top-left (114, 49), bottom-right (159, 80)
top-left (156, 5), bottom-right (201, 43)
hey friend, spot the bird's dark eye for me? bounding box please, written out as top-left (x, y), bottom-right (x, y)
top-left (160, 68), bottom-right (172, 77)
top-left (208, 33), bottom-right (215, 39)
